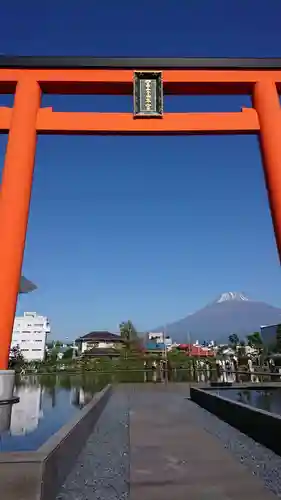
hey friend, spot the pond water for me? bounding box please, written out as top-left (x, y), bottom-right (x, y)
top-left (216, 387), bottom-right (281, 415)
top-left (0, 373), bottom-right (110, 452)
top-left (0, 368), bottom-right (266, 452)
top-left (0, 368), bottom-right (208, 452)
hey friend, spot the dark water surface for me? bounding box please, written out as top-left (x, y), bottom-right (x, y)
top-left (0, 373), bottom-right (109, 452)
top-left (0, 368), bottom-right (269, 452)
top-left (0, 368), bottom-right (200, 452)
top-left (216, 387), bottom-right (281, 415)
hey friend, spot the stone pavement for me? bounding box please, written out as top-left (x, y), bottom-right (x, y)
top-left (58, 383), bottom-right (277, 499)
top-left (129, 384), bottom-right (275, 500)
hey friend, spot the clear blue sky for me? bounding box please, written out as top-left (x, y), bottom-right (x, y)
top-left (1, 0), bottom-right (281, 339)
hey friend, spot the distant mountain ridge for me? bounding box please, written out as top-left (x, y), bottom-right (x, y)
top-left (154, 291), bottom-right (281, 343)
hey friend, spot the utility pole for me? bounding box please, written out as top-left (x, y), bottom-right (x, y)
top-left (163, 325), bottom-right (168, 383)
top-left (187, 331), bottom-right (191, 353)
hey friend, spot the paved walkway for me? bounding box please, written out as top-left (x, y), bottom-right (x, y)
top-left (129, 384), bottom-right (275, 500)
top-left (58, 384), bottom-right (277, 500)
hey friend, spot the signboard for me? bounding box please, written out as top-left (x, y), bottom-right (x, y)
top-left (133, 71), bottom-right (163, 117)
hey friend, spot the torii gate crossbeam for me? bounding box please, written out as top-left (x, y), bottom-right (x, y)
top-left (0, 56), bottom-right (281, 369)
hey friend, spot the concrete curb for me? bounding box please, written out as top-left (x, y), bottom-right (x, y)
top-left (190, 385), bottom-right (281, 456)
top-left (0, 383), bottom-right (112, 500)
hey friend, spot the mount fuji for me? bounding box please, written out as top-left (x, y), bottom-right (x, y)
top-left (157, 292), bottom-right (281, 343)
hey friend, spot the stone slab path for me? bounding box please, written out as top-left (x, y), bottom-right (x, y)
top-left (57, 384), bottom-right (277, 500)
top-left (129, 384), bottom-right (275, 500)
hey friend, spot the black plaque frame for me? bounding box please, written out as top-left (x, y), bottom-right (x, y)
top-left (133, 71), bottom-right (163, 118)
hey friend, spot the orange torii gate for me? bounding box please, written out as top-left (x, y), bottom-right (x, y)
top-left (0, 56), bottom-right (280, 369)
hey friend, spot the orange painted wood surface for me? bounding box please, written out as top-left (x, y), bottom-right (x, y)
top-left (0, 67), bottom-right (280, 369)
top-left (0, 108), bottom-right (259, 134)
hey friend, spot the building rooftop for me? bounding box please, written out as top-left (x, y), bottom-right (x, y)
top-left (76, 331), bottom-right (123, 342)
top-left (178, 344), bottom-right (215, 357)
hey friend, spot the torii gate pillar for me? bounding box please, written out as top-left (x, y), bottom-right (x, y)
top-left (0, 57), bottom-right (280, 369)
top-left (253, 80), bottom-right (281, 259)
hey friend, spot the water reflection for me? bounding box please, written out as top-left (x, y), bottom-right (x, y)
top-left (219, 388), bottom-right (281, 415)
top-left (0, 368), bottom-right (199, 449)
top-left (11, 385), bottom-right (44, 436)
top-left (135, 367), bottom-right (237, 384)
top-left (0, 404), bottom-right (12, 433)
top-left (70, 387), bottom-right (93, 408)
top-left (0, 373), bottom-right (108, 452)
top-left (0, 368), bottom-right (277, 452)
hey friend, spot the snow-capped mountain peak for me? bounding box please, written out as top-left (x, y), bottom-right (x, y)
top-left (153, 291), bottom-right (281, 343)
top-left (216, 292), bottom-right (250, 303)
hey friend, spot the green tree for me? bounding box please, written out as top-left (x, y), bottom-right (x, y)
top-left (119, 320), bottom-right (138, 343)
top-left (46, 347), bottom-right (60, 363)
top-left (238, 340), bottom-right (246, 357)
top-left (276, 324), bottom-right (281, 352)
top-left (228, 334), bottom-right (240, 348)
top-left (9, 345), bottom-right (25, 371)
top-left (247, 332), bottom-right (263, 349)
top-left (63, 348), bottom-right (74, 359)
top-left (119, 320), bottom-right (140, 357)
top-left (54, 340), bottom-right (63, 348)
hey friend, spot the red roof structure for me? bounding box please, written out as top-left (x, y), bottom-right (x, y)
top-left (178, 344), bottom-right (214, 357)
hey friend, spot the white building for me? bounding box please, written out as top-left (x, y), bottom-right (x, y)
top-left (76, 331), bottom-right (124, 354)
top-left (11, 312), bottom-right (50, 362)
top-left (10, 385), bottom-right (44, 435)
top-left (146, 332), bottom-right (173, 351)
top-left (148, 332), bottom-right (164, 343)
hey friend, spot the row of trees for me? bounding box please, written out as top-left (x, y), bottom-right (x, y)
top-left (120, 322), bottom-right (281, 357)
top-left (228, 332), bottom-right (263, 350)
top-left (12, 318), bottom-right (281, 373)
top-left (9, 320), bottom-right (142, 372)
top-left (228, 324), bottom-right (281, 354)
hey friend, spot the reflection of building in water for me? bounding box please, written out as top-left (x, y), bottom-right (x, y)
top-left (10, 386), bottom-right (43, 436)
top-left (0, 404), bottom-right (12, 433)
top-left (70, 387), bottom-right (80, 407)
top-left (70, 387), bottom-right (92, 408)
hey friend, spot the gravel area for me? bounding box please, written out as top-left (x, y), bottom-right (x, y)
top-left (187, 398), bottom-right (281, 497)
top-left (56, 388), bottom-right (129, 500)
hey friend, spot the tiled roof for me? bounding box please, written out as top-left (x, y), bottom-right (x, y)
top-left (77, 331), bottom-right (123, 342)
